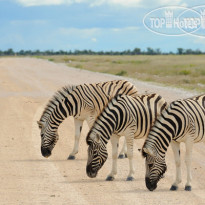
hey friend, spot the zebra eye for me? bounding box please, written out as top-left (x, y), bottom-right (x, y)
top-left (87, 140), bottom-right (92, 146)
top-left (148, 163), bottom-right (153, 169)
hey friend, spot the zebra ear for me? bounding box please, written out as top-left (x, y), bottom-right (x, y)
top-left (89, 133), bottom-right (101, 143)
top-left (37, 121), bottom-right (43, 129)
top-left (86, 134), bottom-right (92, 145)
top-left (95, 134), bottom-right (100, 144)
top-left (143, 147), bottom-right (155, 157)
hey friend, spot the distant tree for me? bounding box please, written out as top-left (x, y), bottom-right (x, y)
top-left (133, 48), bottom-right (141, 55)
top-left (185, 49), bottom-right (193, 54)
top-left (1, 47), bottom-right (204, 56)
top-left (155, 48), bottom-right (161, 55)
top-left (169, 51), bottom-right (174, 55)
top-left (18, 50), bottom-right (25, 55)
top-left (5, 48), bottom-right (14, 55)
top-left (146, 47), bottom-right (155, 55)
top-left (195, 49), bottom-right (202, 55)
top-left (177, 48), bottom-right (184, 55)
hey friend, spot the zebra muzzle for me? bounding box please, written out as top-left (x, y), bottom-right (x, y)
top-left (145, 177), bottom-right (157, 191)
top-left (86, 164), bottom-right (97, 178)
top-left (41, 147), bottom-right (51, 158)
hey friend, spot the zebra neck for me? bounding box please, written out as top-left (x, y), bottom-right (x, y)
top-left (40, 96), bottom-right (70, 129)
top-left (94, 116), bottom-right (115, 145)
top-left (145, 116), bottom-right (175, 157)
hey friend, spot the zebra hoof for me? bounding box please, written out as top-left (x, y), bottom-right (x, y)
top-left (125, 154), bottom-right (128, 158)
top-left (170, 185), bottom-right (178, 191)
top-left (126, 176), bottom-right (134, 181)
top-left (185, 186), bottom-right (192, 191)
top-left (67, 155), bottom-right (75, 160)
top-left (118, 154), bottom-right (125, 159)
top-left (106, 176), bottom-right (115, 181)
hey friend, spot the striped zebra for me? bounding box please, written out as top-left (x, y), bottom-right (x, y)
top-left (142, 94), bottom-right (205, 191)
top-left (86, 93), bottom-right (167, 181)
top-left (37, 80), bottom-right (138, 159)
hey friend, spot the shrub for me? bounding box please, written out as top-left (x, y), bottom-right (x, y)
top-left (116, 70), bottom-right (127, 76)
top-left (179, 70), bottom-right (191, 75)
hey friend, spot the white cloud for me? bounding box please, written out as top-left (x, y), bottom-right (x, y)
top-left (194, 36), bottom-right (205, 45)
top-left (16, 0), bottom-right (69, 7)
top-left (15, 0), bottom-right (185, 7)
top-left (15, 0), bottom-right (147, 7)
top-left (58, 27), bottom-right (101, 37)
top-left (90, 0), bottom-right (142, 7)
top-left (10, 20), bottom-right (47, 26)
top-left (158, 0), bottom-right (182, 5)
top-left (108, 0), bottom-right (141, 7)
top-left (58, 27), bottom-right (139, 36)
top-left (91, 38), bottom-right (97, 42)
top-left (16, 0), bottom-right (141, 7)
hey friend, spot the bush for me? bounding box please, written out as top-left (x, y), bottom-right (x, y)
top-left (179, 70), bottom-right (191, 75)
top-left (116, 70), bottom-right (127, 76)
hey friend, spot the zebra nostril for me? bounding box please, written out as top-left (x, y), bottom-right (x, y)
top-left (86, 164), bottom-right (97, 178)
top-left (145, 177), bottom-right (157, 191)
top-left (41, 147), bottom-right (51, 158)
top-left (86, 164), bottom-right (92, 176)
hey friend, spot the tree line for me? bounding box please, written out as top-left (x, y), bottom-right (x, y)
top-left (0, 47), bottom-right (204, 56)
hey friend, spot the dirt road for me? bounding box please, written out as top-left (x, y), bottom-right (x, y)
top-left (0, 57), bottom-right (204, 204)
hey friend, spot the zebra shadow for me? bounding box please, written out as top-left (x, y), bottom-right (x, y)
top-left (115, 187), bottom-right (193, 193)
top-left (10, 159), bottom-right (72, 162)
top-left (65, 177), bottom-right (143, 184)
top-left (61, 178), bottom-right (107, 184)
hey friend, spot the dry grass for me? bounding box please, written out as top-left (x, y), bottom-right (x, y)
top-left (37, 55), bottom-right (205, 92)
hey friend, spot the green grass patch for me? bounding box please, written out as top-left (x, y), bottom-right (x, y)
top-left (36, 55), bottom-right (205, 93)
top-left (116, 70), bottom-right (127, 76)
top-left (179, 70), bottom-right (191, 75)
top-left (74, 64), bottom-right (83, 69)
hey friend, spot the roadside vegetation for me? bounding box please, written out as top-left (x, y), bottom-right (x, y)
top-left (37, 55), bottom-right (205, 93)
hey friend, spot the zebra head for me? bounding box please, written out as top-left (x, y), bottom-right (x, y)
top-left (142, 147), bottom-right (167, 191)
top-left (86, 131), bottom-right (108, 178)
top-left (37, 120), bottom-right (59, 158)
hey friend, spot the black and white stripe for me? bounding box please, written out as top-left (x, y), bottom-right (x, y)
top-left (37, 80), bottom-right (138, 159)
top-left (142, 94), bottom-right (205, 191)
top-left (86, 93), bottom-right (167, 181)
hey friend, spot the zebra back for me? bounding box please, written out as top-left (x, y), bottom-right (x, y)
top-left (38, 80), bottom-right (138, 126)
top-left (87, 93), bottom-right (167, 145)
top-left (143, 93), bottom-right (205, 157)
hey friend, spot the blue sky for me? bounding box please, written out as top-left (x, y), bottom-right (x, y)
top-left (1, 0), bottom-right (205, 52)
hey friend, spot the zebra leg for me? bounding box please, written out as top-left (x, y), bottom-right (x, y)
top-left (68, 119), bottom-right (83, 160)
top-left (170, 141), bottom-right (181, 191)
top-left (118, 137), bottom-right (128, 159)
top-left (106, 135), bottom-right (119, 181)
top-left (126, 137), bottom-right (135, 181)
top-left (184, 139), bottom-right (193, 191)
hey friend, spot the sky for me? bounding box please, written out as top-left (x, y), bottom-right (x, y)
top-left (1, 0), bottom-right (205, 52)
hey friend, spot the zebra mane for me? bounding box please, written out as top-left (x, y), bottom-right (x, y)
top-left (39, 84), bottom-right (77, 123)
top-left (95, 93), bottom-right (122, 120)
top-left (88, 94), bottom-right (118, 137)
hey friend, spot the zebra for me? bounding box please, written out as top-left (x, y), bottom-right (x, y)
top-left (86, 93), bottom-right (167, 181)
top-left (37, 80), bottom-right (138, 159)
top-left (142, 94), bottom-right (205, 191)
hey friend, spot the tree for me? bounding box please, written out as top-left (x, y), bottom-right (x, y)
top-left (133, 48), bottom-right (141, 55)
top-left (155, 48), bottom-right (161, 55)
top-left (5, 48), bottom-right (14, 55)
top-left (146, 47), bottom-right (155, 55)
top-left (177, 48), bottom-right (184, 55)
